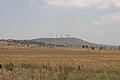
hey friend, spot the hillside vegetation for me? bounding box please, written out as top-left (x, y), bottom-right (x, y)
top-left (0, 38), bottom-right (119, 50)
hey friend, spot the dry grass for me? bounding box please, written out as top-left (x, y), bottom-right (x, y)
top-left (0, 48), bottom-right (120, 80)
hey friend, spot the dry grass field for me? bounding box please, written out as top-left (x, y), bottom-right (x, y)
top-left (0, 48), bottom-right (120, 80)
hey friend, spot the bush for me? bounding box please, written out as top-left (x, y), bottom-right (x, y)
top-left (4, 62), bottom-right (14, 71)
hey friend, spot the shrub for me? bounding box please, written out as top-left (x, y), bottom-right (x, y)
top-left (92, 47), bottom-right (95, 50)
top-left (4, 62), bottom-right (14, 71)
top-left (0, 64), bottom-right (2, 69)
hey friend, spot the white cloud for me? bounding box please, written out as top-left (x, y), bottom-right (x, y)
top-left (43, 0), bottom-right (120, 8)
top-left (113, 0), bottom-right (120, 7)
top-left (44, 0), bottom-right (99, 8)
top-left (94, 12), bottom-right (120, 25)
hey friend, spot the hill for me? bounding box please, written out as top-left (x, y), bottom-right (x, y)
top-left (31, 38), bottom-right (118, 48)
top-left (0, 38), bottom-right (119, 49)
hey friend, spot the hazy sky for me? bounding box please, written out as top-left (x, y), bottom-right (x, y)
top-left (0, 0), bottom-right (120, 45)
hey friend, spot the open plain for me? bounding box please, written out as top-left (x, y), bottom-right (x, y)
top-left (0, 48), bottom-right (120, 80)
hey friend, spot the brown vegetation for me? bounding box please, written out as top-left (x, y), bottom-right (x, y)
top-left (0, 48), bottom-right (120, 80)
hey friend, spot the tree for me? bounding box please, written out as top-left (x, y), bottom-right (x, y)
top-left (86, 45), bottom-right (88, 48)
top-left (99, 47), bottom-right (103, 50)
top-left (82, 45), bottom-right (85, 48)
top-left (91, 47), bottom-right (95, 50)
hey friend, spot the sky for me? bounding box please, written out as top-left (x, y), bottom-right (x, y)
top-left (0, 0), bottom-right (120, 45)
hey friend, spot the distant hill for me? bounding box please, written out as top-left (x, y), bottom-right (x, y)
top-left (32, 38), bottom-right (92, 46)
top-left (0, 38), bottom-right (119, 49)
top-left (31, 38), bottom-right (118, 48)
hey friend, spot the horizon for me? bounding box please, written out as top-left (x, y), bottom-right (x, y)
top-left (0, 0), bottom-right (120, 45)
top-left (0, 36), bottom-right (119, 46)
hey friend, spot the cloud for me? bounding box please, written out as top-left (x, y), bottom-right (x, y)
top-left (94, 12), bottom-right (120, 25)
top-left (92, 12), bottom-right (120, 44)
top-left (43, 0), bottom-right (120, 8)
top-left (44, 0), bottom-right (99, 8)
top-left (113, 0), bottom-right (120, 7)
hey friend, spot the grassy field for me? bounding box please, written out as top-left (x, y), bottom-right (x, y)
top-left (0, 48), bottom-right (120, 80)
